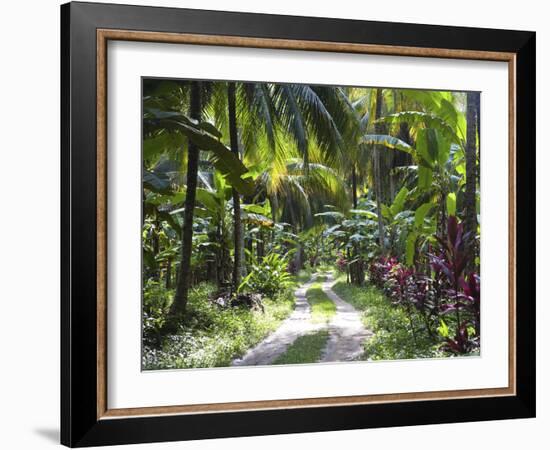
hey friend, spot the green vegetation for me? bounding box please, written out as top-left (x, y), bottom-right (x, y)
top-left (143, 283), bottom-right (295, 370)
top-left (142, 79), bottom-right (481, 369)
top-left (294, 269), bottom-right (313, 284)
top-left (273, 331), bottom-right (330, 365)
top-left (307, 283), bottom-right (336, 324)
top-left (332, 278), bottom-right (439, 360)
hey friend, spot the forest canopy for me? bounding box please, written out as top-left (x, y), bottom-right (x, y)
top-left (142, 79), bottom-right (480, 370)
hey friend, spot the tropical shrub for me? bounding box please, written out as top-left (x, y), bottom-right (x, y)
top-left (142, 284), bottom-right (295, 369)
top-left (142, 280), bottom-right (173, 345)
top-left (366, 216), bottom-right (480, 355)
top-left (238, 252), bottom-right (292, 297)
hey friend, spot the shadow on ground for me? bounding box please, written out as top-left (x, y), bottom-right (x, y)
top-left (34, 428), bottom-right (59, 444)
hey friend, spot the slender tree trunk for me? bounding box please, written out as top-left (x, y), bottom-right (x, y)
top-left (350, 165), bottom-right (364, 285)
top-left (165, 257), bottom-right (172, 289)
top-left (257, 229), bottom-right (265, 259)
top-left (464, 92), bottom-right (479, 271)
top-left (389, 173), bottom-right (395, 202)
top-left (228, 82), bottom-right (244, 292)
top-left (374, 88), bottom-right (386, 251)
top-left (169, 81), bottom-right (202, 319)
top-left (351, 166), bottom-right (358, 209)
top-left (151, 216), bottom-right (160, 280)
top-left (216, 223), bottom-right (223, 288)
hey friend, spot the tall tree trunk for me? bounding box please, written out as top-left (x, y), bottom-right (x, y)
top-left (257, 229), bottom-right (265, 259)
top-left (151, 216), bottom-right (160, 280)
top-left (216, 223), bottom-right (224, 288)
top-left (228, 82), bottom-right (244, 292)
top-left (165, 257), bottom-right (172, 289)
top-left (351, 166), bottom-right (358, 208)
top-left (169, 81), bottom-right (202, 319)
top-left (374, 88), bottom-right (386, 251)
top-left (350, 165), bottom-right (364, 285)
top-left (464, 91), bottom-right (479, 271)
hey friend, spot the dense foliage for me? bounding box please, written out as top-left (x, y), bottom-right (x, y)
top-left (143, 283), bottom-right (295, 369)
top-left (142, 79), bottom-right (480, 369)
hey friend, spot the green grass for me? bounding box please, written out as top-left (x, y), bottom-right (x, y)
top-left (306, 283), bottom-right (336, 324)
top-left (293, 268), bottom-right (313, 284)
top-left (273, 330), bottom-right (330, 365)
top-left (331, 277), bottom-right (441, 361)
top-left (314, 274), bottom-right (327, 282)
top-left (316, 263), bottom-right (334, 274)
top-left (142, 283), bottom-right (296, 370)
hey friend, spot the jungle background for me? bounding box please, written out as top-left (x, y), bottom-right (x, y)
top-left (141, 79), bottom-right (480, 370)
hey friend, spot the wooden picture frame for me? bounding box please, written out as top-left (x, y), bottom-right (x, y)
top-left (61, 1), bottom-right (535, 447)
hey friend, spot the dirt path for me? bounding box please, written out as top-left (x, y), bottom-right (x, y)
top-left (320, 273), bottom-right (372, 362)
top-left (231, 272), bottom-right (371, 366)
top-left (232, 275), bottom-right (324, 366)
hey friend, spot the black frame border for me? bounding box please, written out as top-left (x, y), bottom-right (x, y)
top-left (61, 2), bottom-right (535, 447)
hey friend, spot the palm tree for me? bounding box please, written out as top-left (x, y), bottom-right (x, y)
top-left (169, 81), bottom-right (202, 319)
top-left (224, 81), bottom-right (349, 290)
top-left (336, 87), bottom-right (413, 283)
top-left (256, 154), bottom-right (349, 272)
top-left (373, 88), bottom-right (386, 251)
top-left (143, 79), bottom-right (254, 319)
top-left (259, 157), bottom-right (350, 227)
top-left (227, 82), bottom-right (245, 291)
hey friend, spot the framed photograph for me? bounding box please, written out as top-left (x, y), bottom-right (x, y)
top-left (61, 1), bottom-right (536, 447)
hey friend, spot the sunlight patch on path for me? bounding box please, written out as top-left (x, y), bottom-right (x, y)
top-left (232, 275), bottom-right (324, 366)
top-left (320, 273), bottom-right (373, 362)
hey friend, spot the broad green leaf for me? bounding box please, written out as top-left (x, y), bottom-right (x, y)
top-left (406, 232), bottom-right (417, 266)
top-left (377, 111), bottom-right (460, 145)
top-left (381, 204), bottom-right (393, 221)
top-left (436, 133), bottom-right (452, 166)
top-left (157, 211), bottom-right (182, 234)
top-left (144, 108), bottom-right (187, 120)
top-left (446, 192), bottom-right (457, 216)
top-left (414, 202), bottom-right (433, 228)
top-left (144, 110), bottom-right (254, 196)
top-left (401, 90), bottom-right (447, 112)
top-left (314, 211), bottom-right (345, 219)
top-left (390, 187), bottom-right (409, 217)
top-left (325, 224), bottom-right (342, 234)
top-left (146, 191), bottom-right (186, 206)
top-left (418, 166), bottom-right (433, 191)
top-left (437, 320), bottom-right (450, 338)
top-left (143, 170), bottom-right (171, 194)
top-left (195, 188), bottom-right (221, 213)
top-left (350, 209), bottom-right (378, 219)
top-left (439, 98), bottom-right (458, 131)
top-left (198, 121), bottom-right (222, 139)
top-left (168, 206), bottom-right (209, 219)
top-left (416, 128), bottom-right (439, 167)
top-left (360, 134), bottom-right (413, 154)
top-left (242, 203), bottom-right (270, 216)
top-left (416, 129), bottom-right (431, 168)
top-left (143, 132), bottom-right (185, 161)
top-left (349, 233), bottom-right (366, 242)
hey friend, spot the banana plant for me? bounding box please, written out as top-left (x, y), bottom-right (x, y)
top-left (405, 201), bottom-right (438, 267)
top-left (144, 107), bottom-right (255, 197)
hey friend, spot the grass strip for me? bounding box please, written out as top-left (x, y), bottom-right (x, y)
top-left (306, 283), bottom-right (336, 323)
top-left (331, 277), bottom-right (440, 360)
top-left (272, 330), bottom-right (329, 365)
